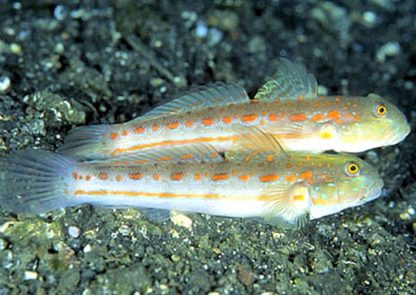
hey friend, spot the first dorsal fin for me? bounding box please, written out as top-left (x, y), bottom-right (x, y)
top-left (225, 127), bottom-right (288, 163)
top-left (254, 58), bottom-right (318, 102)
top-left (136, 83), bottom-right (250, 122)
top-left (85, 143), bottom-right (224, 166)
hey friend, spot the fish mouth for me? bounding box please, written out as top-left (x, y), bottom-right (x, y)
top-left (389, 121), bottom-right (411, 145)
top-left (360, 179), bottom-right (384, 205)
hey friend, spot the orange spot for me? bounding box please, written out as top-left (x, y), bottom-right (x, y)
top-left (121, 130), bottom-right (128, 136)
top-left (109, 132), bottom-right (119, 140)
top-left (202, 118), bottom-right (214, 126)
top-left (289, 113), bottom-right (307, 122)
top-left (286, 163), bottom-right (292, 169)
top-left (128, 173), bottom-right (143, 180)
top-left (194, 173), bottom-right (203, 181)
top-left (78, 175), bottom-right (83, 180)
top-left (98, 172), bottom-right (109, 180)
top-left (152, 124), bottom-right (160, 131)
top-left (134, 127), bottom-right (145, 134)
top-left (334, 96), bottom-right (340, 103)
top-left (259, 174), bottom-right (279, 182)
top-left (223, 116), bottom-right (231, 124)
top-left (300, 171), bottom-right (313, 183)
top-left (241, 114), bottom-right (257, 123)
top-left (72, 172), bottom-right (78, 180)
top-left (171, 172), bottom-right (184, 181)
top-left (115, 175), bottom-right (123, 182)
top-left (185, 120), bottom-right (194, 127)
top-left (158, 156), bottom-right (172, 162)
top-left (167, 122), bottom-right (179, 129)
top-left (208, 152), bottom-right (218, 158)
top-left (311, 113), bottom-right (324, 122)
top-left (153, 174), bottom-right (161, 181)
top-left (268, 114), bottom-right (278, 122)
top-left (293, 195), bottom-right (305, 202)
top-left (135, 160), bottom-right (150, 165)
top-left (212, 173), bottom-right (228, 181)
top-left (327, 110), bottom-right (340, 121)
top-left (239, 175), bottom-right (250, 181)
top-left (297, 95), bottom-right (305, 101)
top-left (86, 175), bottom-right (92, 181)
top-left (180, 153), bottom-right (194, 160)
top-left (266, 154), bottom-right (275, 162)
top-left (285, 175), bottom-right (296, 182)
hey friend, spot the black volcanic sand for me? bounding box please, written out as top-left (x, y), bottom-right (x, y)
top-left (0, 1), bottom-right (415, 294)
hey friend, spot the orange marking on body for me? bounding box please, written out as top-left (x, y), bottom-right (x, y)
top-left (185, 120), bottom-right (194, 127)
top-left (241, 114), bottom-right (257, 123)
top-left (261, 110), bottom-right (267, 116)
top-left (208, 152), bottom-right (219, 158)
top-left (111, 161), bottom-right (130, 165)
top-left (212, 173), bottom-right (228, 181)
top-left (74, 190), bottom-right (220, 199)
top-left (86, 175), bottom-right (92, 181)
top-left (202, 118), bottom-right (214, 126)
top-left (266, 155), bottom-right (275, 162)
top-left (311, 113), bottom-right (324, 122)
top-left (289, 113), bottom-right (307, 122)
top-left (334, 96), bottom-right (340, 103)
top-left (286, 163), bottom-right (292, 169)
top-left (222, 116), bottom-right (231, 124)
top-left (134, 127), bottom-right (145, 134)
top-left (194, 173), bottom-right (203, 181)
top-left (98, 172), bottom-right (109, 180)
top-left (167, 122), bottom-right (179, 129)
top-left (112, 136), bottom-right (237, 155)
top-left (128, 173), bottom-right (143, 180)
top-left (268, 114), bottom-right (278, 122)
top-left (180, 153), bottom-right (194, 160)
top-left (121, 130), bottom-right (128, 136)
top-left (171, 172), bottom-right (184, 181)
top-left (313, 101), bottom-right (320, 108)
top-left (115, 175), bottom-right (123, 182)
top-left (327, 110), bottom-right (341, 121)
top-left (78, 175), bottom-right (83, 180)
top-left (293, 195), bottom-right (305, 201)
top-left (72, 172), bottom-right (78, 180)
top-left (153, 174), bottom-right (161, 181)
top-left (285, 175), bottom-right (296, 182)
top-left (135, 160), bottom-right (150, 165)
top-left (109, 132), bottom-right (119, 140)
top-left (297, 95), bottom-right (305, 101)
top-left (345, 113), bottom-right (360, 122)
top-left (300, 171), bottom-right (313, 183)
top-left (259, 174), bottom-right (279, 182)
top-left (239, 174), bottom-right (250, 181)
top-left (158, 156), bottom-right (172, 162)
top-left (152, 124), bottom-right (160, 131)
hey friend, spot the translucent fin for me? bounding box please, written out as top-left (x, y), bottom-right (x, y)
top-left (136, 83), bottom-right (250, 121)
top-left (0, 150), bottom-right (77, 214)
top-left (58, 124), bottom-right (112, 161)
top-left (254, 58), bottom-right (318, 102)
top-left (87, 143), bottom-right (224, 166)
top-left (261, 182), bottom-right (310, 228)
top-left (225, 127), bottom-right (288, 162)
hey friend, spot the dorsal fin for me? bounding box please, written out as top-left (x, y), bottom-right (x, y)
top-left (254, 58), bottom-right (318, 102)
top-left (136, 83), bottom-right (249, 122)
top-left (225, 127), bottom-right (288, 162)
top-left (86, 144), bottom-right (224, 166)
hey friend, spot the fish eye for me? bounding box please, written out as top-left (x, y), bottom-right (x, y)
top-left (345, 161), bottom-right (360, 176)
top-left (374, 103), bottom-right (388, 117)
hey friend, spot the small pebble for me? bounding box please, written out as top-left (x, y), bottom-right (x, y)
top-left (24, 271), bottom-right (38, 280)
top-left (68, 226), bottom-right (80, 238)
top-left (83, 244), bottom-right (92, 253)
top-left (0, 75), bottom-right (11, 92)
top-left (170, 211), bottom-right (193, 230)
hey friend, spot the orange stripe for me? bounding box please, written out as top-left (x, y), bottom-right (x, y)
top-left (289, 113), bottom-right (307, 122)
top-left (223, 116), bottom-right (231, 124)
top-left (268, 114), bottom-right (277, 121)
top-left (134, 127), bottom-right (145, 134)
top-left (241, 114), bottom-right (257, 123)
top-left (74, 190), bottom-right (220, 199)
top-left (327, 110), bottom-right (340, 121)
top-left (285, 175), bottom-right (296, 182)
top-left (239, 174), bottom-right (250, 181)
top-left (311, 113), bottom-right (324, 122)
top-left (212, 173), bottom-right (228, 181)
top-left (259, 174), bottom-right (279, 182)
top-left (112, 136), bottom-right (237, 155)
top-left (180, 153), bottom-right (194, 160)
top-left (158, 156), bottom-right (172, 162)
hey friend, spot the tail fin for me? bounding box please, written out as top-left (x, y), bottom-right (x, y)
top-left (0, 150), bottom-right (77, 214)
top-left (57, 125), bottom-right (111, 161)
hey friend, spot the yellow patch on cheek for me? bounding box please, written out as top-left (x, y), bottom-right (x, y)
top-left (319, 131), bottom-right (333, 139)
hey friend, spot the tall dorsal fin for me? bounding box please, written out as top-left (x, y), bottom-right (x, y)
top-left (85, 144), bottom-right (224, 166)
top-left (135, 83), bottom-right (249, 122)
top-left (225, 127), bottom-right (288, 163)
top-left (254, 58), bottom-right (318, 102)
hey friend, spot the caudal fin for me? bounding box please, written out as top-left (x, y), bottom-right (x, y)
top-left (57, 125), bottom-right (111, 161)
top-left (0, 150), bottom-right (77, 214)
